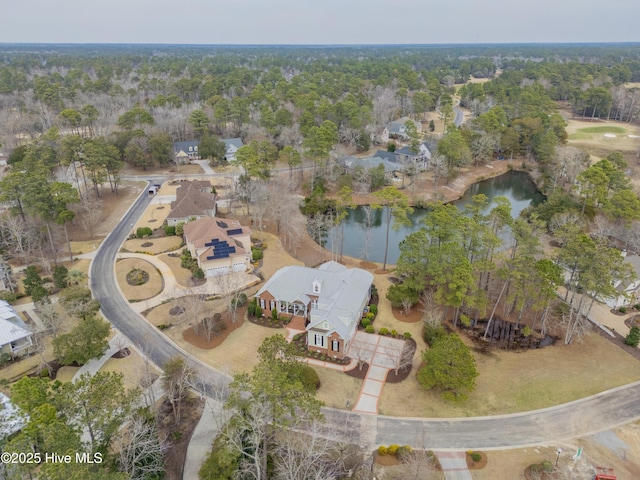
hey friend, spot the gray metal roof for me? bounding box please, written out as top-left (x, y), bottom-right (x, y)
top-left (256, 262), bottom-right (373, 340)
top-left (0, 300), bottom-right (31, 347)
top-left (223, 138), bottom-right (244, 150)
top-left (173, 140), bottom-right (199, 153)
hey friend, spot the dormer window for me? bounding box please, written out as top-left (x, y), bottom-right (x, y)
top-left (312, 280), bottom-right (321, 294)
top-left (189, 146), bottom-right (193, 151)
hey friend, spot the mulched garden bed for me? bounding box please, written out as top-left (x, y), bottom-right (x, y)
top-left (28, 360), bottom-right (64, 380)
top-left (169, 306), bottom-right (185, 316)
top-left (248, 315), bottom-right (289, 328)
top-left (126, 268), bottom-right (149, 286)
top-left (345, 363), bottom-right (369, 379)
top-left (182, 306), bottom-right (247, 350)
top-left (466, 451), bottom-right (488, 470)
top-left (291, 333), bottom-right (352, 365)
top-left (392, 306), bottom-right (422, 323)
top-left (344, 338), bottom-right (416, 383)
top-left (158, 396), bottom-right (204, 480)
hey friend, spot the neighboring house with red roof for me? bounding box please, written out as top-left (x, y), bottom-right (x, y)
top-left (183, 217), bottom-right (252, 277)
top-left (255, 261), bottom-right (373, 359)
top-left (0, 300), bottom-right (32, 356)
top-left (166, 180), bottom-right (217, 226)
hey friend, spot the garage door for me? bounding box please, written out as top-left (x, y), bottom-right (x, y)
top-left (232, 262), bottom-right (245, 272)
top-left (206, 266), bottom-right (229, 277)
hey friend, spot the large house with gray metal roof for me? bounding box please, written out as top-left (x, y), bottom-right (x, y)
top-left (222, 138), bottom-right (243, 161)
top-left (255, 261), bottom-right (373, 359)
top-left (0, 300), bottom-right (32, 356)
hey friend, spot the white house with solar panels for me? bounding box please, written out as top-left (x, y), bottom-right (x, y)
top-left (183, 217), bottom-right (252, 277)
top-left (0, 300), bottom-right (32, 356)
top-left (255, 261), bottom-right (373, 359)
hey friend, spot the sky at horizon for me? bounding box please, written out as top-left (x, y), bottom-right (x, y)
top-left (2, 0), bottom-right (639, 45)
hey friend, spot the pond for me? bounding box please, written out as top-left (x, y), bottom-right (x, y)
top-left (319, 171), bottom-right (545, 265)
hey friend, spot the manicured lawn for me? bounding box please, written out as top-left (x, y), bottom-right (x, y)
top-left (577, 125), bottom-right (627, 134)
top-left (378, 332), bottom-right (640, 418)
top-left (115, 258), bottom-right (163, 301)
top-left (569, 125), bottom-right (628, 140)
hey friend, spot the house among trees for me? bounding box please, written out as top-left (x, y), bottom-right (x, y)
top-left (255, 261), bottom-right (373, 359)
top-left (338, 151), bottom-right (404, 179)
top-left (166, 180), bottom-right (217, 226)
top-left (173, 138), bottom-right (243, 163)
top-left (387, 117), bottom-right (422, 140)
top-left (183, 217), bottom-right (252, 277)
top-left (173, 140), bottom-right (200, 164)
top-left (222, 138), bottom-right (244, 161)
top-left (605, 253), bottom-right (640, 309)
top-left (0, 300), bottom-right (32, 356)
top-left (395, 142), bottom-right (432, 170)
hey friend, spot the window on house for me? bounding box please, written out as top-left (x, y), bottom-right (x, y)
top-left (260, 298), bottom-right (265, 309)
top-left (314, 334), bottom-right (324, 347)
top-left (312, 299), bottom-right (318, 308)
top-left (332, 340), bottom-right (339, 352)
top-left (269, 300), bottom-right (275, 311)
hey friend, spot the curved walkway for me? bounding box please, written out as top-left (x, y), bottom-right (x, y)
top-left (90, 180), bottom-right (640, 455)
top-left (116, 252), bottom-right (259, 313)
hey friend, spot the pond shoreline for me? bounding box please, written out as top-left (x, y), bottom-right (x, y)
top-left (348, 159), bottom-right (531, 208)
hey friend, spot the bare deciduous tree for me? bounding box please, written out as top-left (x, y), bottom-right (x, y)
top-left (162, 357), bottom-right (194, 424)
top-left (115, 412), bottom-right (167, 480)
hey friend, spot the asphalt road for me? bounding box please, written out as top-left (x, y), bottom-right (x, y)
top-left (454, 105), bottom-right (465, 126)
top-left (91, 182), bottom-right (640, 450)
top-left (89, 180), bottom-right (232, 397)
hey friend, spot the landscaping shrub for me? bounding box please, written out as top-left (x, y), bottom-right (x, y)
top-left (377, 446), bottom-right (388, 456)
top-left (361, 318), bottom-right (371, 327)
top-left (625, 326), bottom-right (640, 347)
top-left (231, 293), bottom-right (248, 309)
top-left (369, 304), bottom-right (378, 315)
top-left (292, 333), bottom-right (301, 341)
top-left (136, 227), bottom-right (153, 238)
top-left (254, 305), bottom-right (263, 318)
top-left (248, 298), bottom-right (257, 316)
top-left (251, 246), bottom-right (263, 261)
top-left (470, 452), bottom-right (482, 462)
top-left (298, 365), bottom-right (321, 391)
top-left (365, 325), bottom-right (374, 334)
top-left (272, 308), bottom-right (278, 320)
top-left (387, 444), bottom-right (399, 455)
top-left (53, 265), bottom-right (68, 289)
top-left (396, 445), bottom-right (413, 458)
top-left (619, 306), bottom-right (627, 313)
top-left (390, 329), bottom-right (398, 337)
top-left (0, 291), bottom-right (17, 304)
top-left (403, 332), bottom-right (412, 340)
top-left (0, 352), bottom-right (11, 367)
top-left (379, 327), bottom-right (389, 336)
top-left (424, 324), bottom-right (447, 346)
top-left (193, 267), bottom-right (205, 279)
top-left (365, 312), bottom-right (375, 322)
top-left (164, 225), bottom-right (176, 236)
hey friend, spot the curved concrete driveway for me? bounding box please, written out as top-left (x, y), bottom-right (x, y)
top-left (90, 181), bottom-right (640, 450)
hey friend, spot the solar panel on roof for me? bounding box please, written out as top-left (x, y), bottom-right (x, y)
top-left (226, 228), bottom-right (242, 236)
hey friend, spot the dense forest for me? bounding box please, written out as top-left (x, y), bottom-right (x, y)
top-left (1, 43), bottom-right (640, 479)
